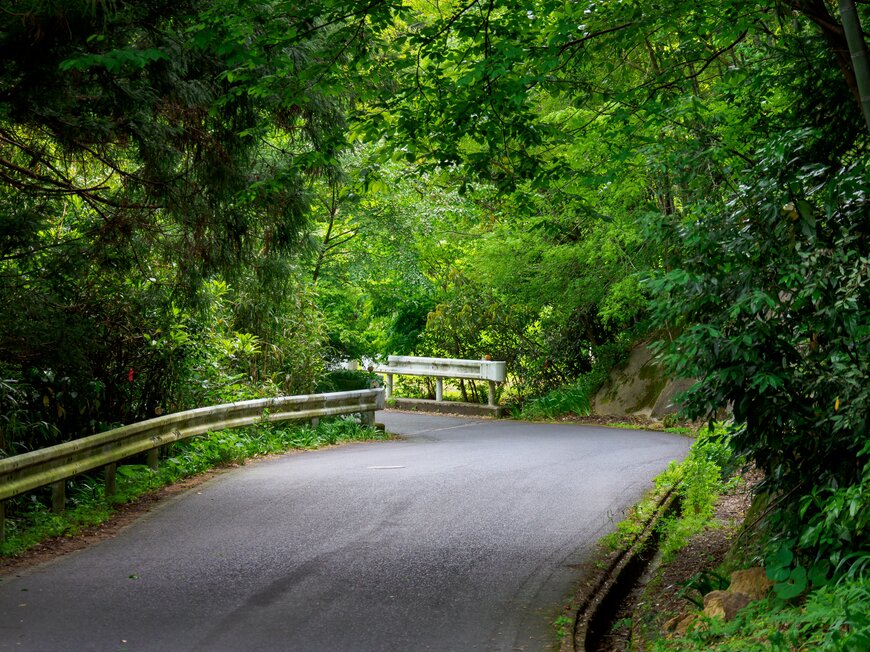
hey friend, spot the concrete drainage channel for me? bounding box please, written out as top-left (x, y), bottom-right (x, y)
top-left (561, 484), bottom-right (682, 652)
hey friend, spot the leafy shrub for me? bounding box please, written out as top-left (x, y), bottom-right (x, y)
top-left (654, 426), bottom-right (736, 562)
top-left (519, 381), bottom-right (595, 419)
top-left (317, 369), bottom-right (380, 393)
top-left (519, 341), bottom-right (627, 419)
top-left (649, 133), bottom-right (869, 582)
top-left (651, 578), bottom-right (870, 651)
top-left (0, 373), bottom-right (60, 457)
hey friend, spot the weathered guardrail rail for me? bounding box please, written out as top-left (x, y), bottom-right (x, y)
top-left (0, 389), bottom-right (384, 542)
top-left (373, 355), bottom-right (506, 407)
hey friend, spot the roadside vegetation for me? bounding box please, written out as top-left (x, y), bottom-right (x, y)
top-left (601, 426), bottom-right (734, 557)
top-left (651, 580), bottom-right (870, 651)
top-left (594, 424), bottom-right (870, 650)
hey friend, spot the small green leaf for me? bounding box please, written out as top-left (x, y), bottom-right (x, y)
top-left (768, 545), bottom-right (794, 570)
top-left (774, 565), bottom-right (807, 600)
top-left (769, 565), bottom-right (791, 582)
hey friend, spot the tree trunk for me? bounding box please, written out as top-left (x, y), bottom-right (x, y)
top-left (839, 0), bottom-right (870, 130)
top-left (312, 183), bottom-right (338, 284)
top-left (791, 0), bottom-right (864, 111)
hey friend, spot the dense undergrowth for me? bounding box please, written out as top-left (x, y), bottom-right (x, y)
top-left (0, 417), bottom-right (388, 558)
top-left (602, 424), bottom-right (870, 651)
top-left (517, 342), bottom-right (630, 419)
top-left (651, 579), bottom-right (870, 651)
top-left (602, 426), bottom-right (734, 558)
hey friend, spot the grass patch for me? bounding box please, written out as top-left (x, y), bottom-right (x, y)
top-left (519, 366), bottom-right (610, 420)
top-left (601, 425), bottom-right (732, 556)
top-left (602, 482), bottom-right (674, 552)
top-left (1, 417), bottom-right (390, 557)
top-left (553, 614), bottom-right (573, 640)
top-left (520, 380), bottom-right (596, 419)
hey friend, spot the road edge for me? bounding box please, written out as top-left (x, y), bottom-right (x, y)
top-left (560, 483), bottom-right (681, 652)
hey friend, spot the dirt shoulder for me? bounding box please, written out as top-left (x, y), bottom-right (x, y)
top-left (593, 473), bottom-right (757, 651)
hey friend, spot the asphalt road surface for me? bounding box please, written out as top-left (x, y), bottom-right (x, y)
top-left (0, 412), bottom-right (690, 652)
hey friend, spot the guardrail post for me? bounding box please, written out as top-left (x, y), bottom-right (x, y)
top-left (310, 417), bottom-right (320, 429)
top-left (488, 381), bottom-right (496, 407)
top-left (386, 373), bottom-right (393, 400)
top-left (104, 463), bottom-right (117, 497)
top-left (1, 501), bottom-right (5, 544)
top-left (147, 447), bottom-right (159, 472)
top-left (361, 410), bottom-right (375, 427)
top-left (51, 481), bottom-right (65, 514)
top-left (435, 378), bottom-right (443, 402)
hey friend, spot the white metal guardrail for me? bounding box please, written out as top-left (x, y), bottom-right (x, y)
top-left (373, 355), bottom-right (506, 406)
top-left (0, 389), bottom-right (384, 541)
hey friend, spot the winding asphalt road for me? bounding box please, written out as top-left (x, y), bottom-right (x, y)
top-left (0, 412), bottom-right (690, 651)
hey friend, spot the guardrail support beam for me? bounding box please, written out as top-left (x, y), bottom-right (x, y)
top-left (386, 373), bottom-right (393, 400)
top-left (1, 501), bottom-right (5, 544)
top-left (147, 448), bottom-right (159, 472)
top-left (435, 378), bottom-right (443, 402)
top-left (361, 410), bottom-right (375, 427)
top-left (488, 381), bottom-right (496, 407)
top-left (51, 481), bottom-right (65, 514)
top-left (104, 463), bottom-right (117, 497)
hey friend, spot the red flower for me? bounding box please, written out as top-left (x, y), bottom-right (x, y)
top-left (127, 369), bottom-right (135, 382)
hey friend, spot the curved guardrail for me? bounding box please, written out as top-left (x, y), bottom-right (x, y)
top-left (0, 389), bottom-right (384, 541)
top-left (373, 355), bottom-right (506, 406)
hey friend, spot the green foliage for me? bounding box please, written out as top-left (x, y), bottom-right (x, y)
top-left (653, 428), bottom-right (736, 563)
top-left (309, 151), bottom-right (484, 362)
top-left (0, 495), bottom-right (114, 559)
top-left (519, 342), bottom-right (627, 419)
top-left (518, 382), bottom-right (594, 420)
top-left (0, 372), bottom-right (60, 457)
top-left (308, 141), bottom-right (651, 406)
top-left (760, 440), bottom-right (870, 602)
top-left (0, 261), bottom-right (327, 454)
top-left (317, 369), bottom-right (379, 393)
top-left (601, 426), bottom-right (731, 556)
top-left (649, 137), bottom-right (869, 580)
top-left (651, 578), bottom-right (870, 651)
top-left (602, 492), bottom-right (666, 554)
top-left (797, 441), bottom-right (870, 577)
top-left (158, 418), bottom-right (382, 476)
top-left (0, 0), bottom-right (390, 449)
